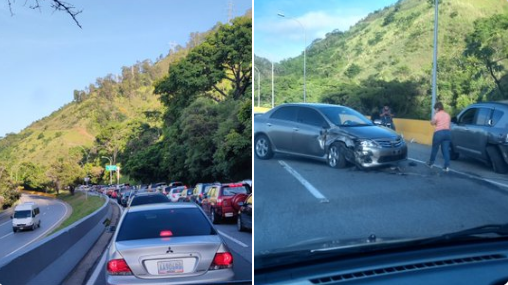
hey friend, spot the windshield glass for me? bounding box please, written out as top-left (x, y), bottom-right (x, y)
top-left (116, 208), bottom-right (216, 241)
top-left (254, 0), bottom-right (508, 270)
top-left (14, 210), bottom-right (31, 219)
top-left (320, 106), bottom-right (373, 126)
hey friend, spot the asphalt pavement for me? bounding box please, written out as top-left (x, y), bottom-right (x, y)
top-left (254, 142), bottom-right (508, 255)
top-left (0, 194), bottom-right (71, 260)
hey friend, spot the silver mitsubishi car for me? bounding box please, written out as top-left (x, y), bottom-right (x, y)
top-left (254, 103), bottom-right (407, 169)
top-left (106, 203), bottom-right (234, 284)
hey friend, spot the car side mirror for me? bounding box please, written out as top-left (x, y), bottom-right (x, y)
top-left (451, 117), bottom-right (458, 124)
top-left (10, 215), bottom-right (13, 219)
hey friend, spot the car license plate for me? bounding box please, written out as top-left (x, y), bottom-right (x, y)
top-left (157, 260), bottom-right (184, 274)
top-left (225, 212), bottom-right (233, 217)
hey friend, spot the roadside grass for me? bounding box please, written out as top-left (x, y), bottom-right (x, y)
top-left (49, 191), bottom-right (105, 235)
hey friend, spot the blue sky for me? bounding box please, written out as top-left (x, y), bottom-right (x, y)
top-left (254, 0), bottom-right (399, 63)
top-left (0, 0), bottom-right (252, 137)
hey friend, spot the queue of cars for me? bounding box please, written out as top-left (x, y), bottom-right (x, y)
top-left (100, 180), bottom-right (251, 284)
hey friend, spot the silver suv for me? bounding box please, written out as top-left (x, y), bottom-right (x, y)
top-left (451, 101), bottom-right (508, 173)
top-left (254, 103), bottom-right (407, 169)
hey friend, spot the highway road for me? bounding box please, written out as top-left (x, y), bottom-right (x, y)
top-left (0, 194), bottom-right (71, 260)
top-left (254, 142), bottom-right (508, 255)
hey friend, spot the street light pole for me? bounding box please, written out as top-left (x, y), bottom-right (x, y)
top-left (101, 156), bottom-right (113, 186)
top-left (254, 66), bottom-right (261, 107)
top-left (278, 13), bottom-right (306, 103)
top-left (431, 0), bottom-right (439, 118)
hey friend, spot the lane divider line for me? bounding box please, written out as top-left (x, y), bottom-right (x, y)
top-left (408, 158), bottom-right (508, 189)
top-left (218, 230), bottom-right (249, 248)
top-left (278, 160), bottom-right (329, 203)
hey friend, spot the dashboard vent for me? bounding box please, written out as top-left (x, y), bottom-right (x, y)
top-left (310, 254), bottom-right (506, 284)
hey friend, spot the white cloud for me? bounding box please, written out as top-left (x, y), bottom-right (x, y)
top-left (255, 8), bottom-right (366, 61)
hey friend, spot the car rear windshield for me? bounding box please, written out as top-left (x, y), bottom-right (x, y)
top-left (130, 195), bottom-right (169, 206)
top-left (222, 185), bottom-right (249, 196)
top-left (116, 208), bottom-right (216, 241)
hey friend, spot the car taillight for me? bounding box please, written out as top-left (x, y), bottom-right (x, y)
top-left (107, 259), bottom-right (132, 275)
top-left (210, 252), bottom-right (233, 270)
top-left (160, 230), bottom-right (173, 237)
top-left (217, 198), bottom-right (223, 206)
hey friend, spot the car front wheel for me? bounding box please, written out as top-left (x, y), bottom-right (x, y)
top-left (327, 143), bottom-right (347, 168)
top-left (255, 134), bottom-right (274, 160)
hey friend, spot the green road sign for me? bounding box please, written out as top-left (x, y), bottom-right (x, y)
top-left (106, 165), bottom-right (117, 171)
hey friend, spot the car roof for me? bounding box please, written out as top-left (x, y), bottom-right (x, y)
top-left (126, 202), bottom-right (199, 213)
top-left (133, 191), bottom-right (165, 197)
top-left (469, 101), bottom-right (508, 109)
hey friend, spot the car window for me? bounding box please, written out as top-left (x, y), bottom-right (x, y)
top-left (130, 195), bottom-right (169, 206)
top-left (116, 208), bottom-right (216, 241)
top-left (320, 106), bottom-right (372, 126)
top-left (297, 107), bottom-right (328, 127)
top-left (492, 109), bottom-right (504, 126)
top-left (458, 108), bottom-right (477, 125)
top-left (222, 185), bottom-right (249, 196)
top-left (270, 106), bottom-right (298, 121)
top-left (14, 210), bottom-right (31, 218)
top-left (475, 108), bottom-right (492, 126)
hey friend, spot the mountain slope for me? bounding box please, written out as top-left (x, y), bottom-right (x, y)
top-left (255, 0), bottom-right (508, 118)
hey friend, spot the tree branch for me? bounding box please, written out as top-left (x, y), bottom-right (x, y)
top-left (51, 0), bottom-right (82, 28)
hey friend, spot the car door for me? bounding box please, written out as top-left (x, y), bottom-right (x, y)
top-left (453, 107), bottom-right (490, 159)
top-left (292, 107), bottom-right (329, 157)
top-left (265, 106), bottom-right (298, 152)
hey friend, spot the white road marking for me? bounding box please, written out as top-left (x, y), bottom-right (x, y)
top-left (0, 220), bottom-right (11, 227)
top-left (278, 160), bottom-right (329, 203)
top-left (5, 199), bottom-right (70, 257)
top-left (0, 232), bottom-right (13, 240)
top-left (408, 158), bottom-right (508, 189)
top-left (218, 230), bottom-right (249, 248)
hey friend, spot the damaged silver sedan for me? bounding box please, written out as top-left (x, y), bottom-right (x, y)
top-left (254, 103), bottom-right (407, 169)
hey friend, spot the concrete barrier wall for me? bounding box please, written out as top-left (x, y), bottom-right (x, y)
top-left (253, 107), bottom-right (434, 145)
top-left (0, 193), bottom-right (110, 285)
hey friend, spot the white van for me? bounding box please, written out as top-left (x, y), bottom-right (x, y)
top-left (11, 202), bottom-right (41, 233)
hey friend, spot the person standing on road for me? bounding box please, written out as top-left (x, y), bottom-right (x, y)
top-left (379, 105), bottom-right (396, 130)
top-left (427, 102), bottom-right (452, 172)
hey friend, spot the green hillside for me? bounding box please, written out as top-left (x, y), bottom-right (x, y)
top-left (255, 0), bottom-right (508, 118)
top-left (0, 11), bottom-right (252, 201)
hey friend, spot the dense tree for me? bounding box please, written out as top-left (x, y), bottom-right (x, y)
top-left (465, 13), bottom-right (508, 97)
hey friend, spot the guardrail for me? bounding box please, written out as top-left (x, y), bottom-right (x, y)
top-left (0, 193), bottom-right (110, 285)
top-left (253, 107), bottom-right (434, 145)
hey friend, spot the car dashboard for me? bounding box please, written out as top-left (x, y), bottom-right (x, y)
top-left (255, 239), bottom-right (508, 285)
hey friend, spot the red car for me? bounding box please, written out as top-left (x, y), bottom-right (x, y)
top-left (201, 182), bottom-right (251, 224)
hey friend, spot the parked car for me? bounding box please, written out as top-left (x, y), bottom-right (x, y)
top-left (106, 203), bottom-right (234, 284)
top-left (11, 202), bottom-right (41, 232)
top-left (178, 188), bottom-right (193, 202)
top-left (201, 182), bottom-right (251, 224)
top-left (128, 192), bottom-right (169, 207)
top-left (237, 193), bottom-right (252, 232)
top-left (120, 190), bottom-right (135, 207)
top-left (167, 186), bottom-right (186, 202)
top-left (450, 101), bottom-right (508, 173)
top-left (191, 183), bottom-right (219, 206)
top-left (254, 103), bottom-right (407, 169)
